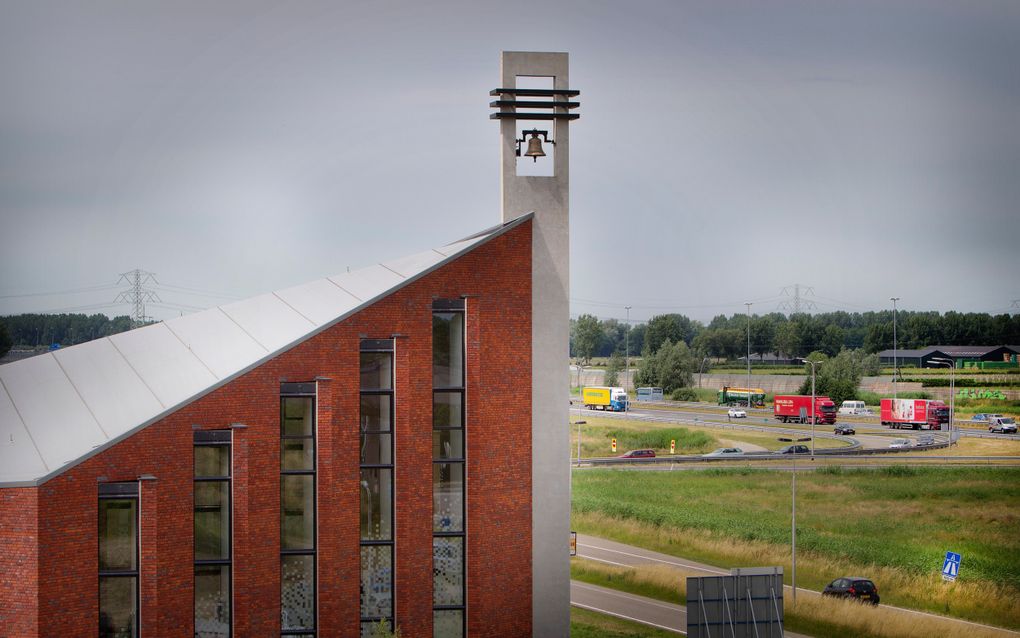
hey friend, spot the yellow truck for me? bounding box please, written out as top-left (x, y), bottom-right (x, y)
top-left (582, 386), bottom-right (629, 411)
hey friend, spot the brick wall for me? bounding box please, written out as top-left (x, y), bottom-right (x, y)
top-left (0, 220), bottom-right (532, 638)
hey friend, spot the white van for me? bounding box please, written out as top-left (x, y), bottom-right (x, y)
top-left (838, 400), bottom-right (867, 415)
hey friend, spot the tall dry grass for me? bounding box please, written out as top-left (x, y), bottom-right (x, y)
top-left (573, 511), bottom-right (1020, 632)
top-left (572, 557), bottom-right (1017, 638)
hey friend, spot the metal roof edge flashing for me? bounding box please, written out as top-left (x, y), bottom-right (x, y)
top-left (0, 215), bottom-right (534, 488)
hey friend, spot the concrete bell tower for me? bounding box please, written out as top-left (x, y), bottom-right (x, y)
top-left (491, 51), bottom-right (578, 637)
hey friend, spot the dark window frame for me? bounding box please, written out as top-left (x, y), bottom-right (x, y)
top-left (432, 306), bottom-right (467, 637)
top-left (194, 431), bottom-right (232, 638)
top-left (360, 340), bottom-right (395, 630)
top-left (98, 481), bottom-right (139, 638)
top-left (280, 390), bottom-right (317, 637)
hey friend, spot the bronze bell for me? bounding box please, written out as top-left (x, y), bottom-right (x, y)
top-left (523, 132), bottom-right (546, 161)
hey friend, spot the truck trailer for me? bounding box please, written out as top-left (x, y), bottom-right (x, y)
top-left (582, 386), bottom-right (629, 411)
top-left (773, 395), bottom-right (837, 424)
top-left (880, 398), bottom-right (948, 430)
top-left (718, 386), bottom-right (766, 408)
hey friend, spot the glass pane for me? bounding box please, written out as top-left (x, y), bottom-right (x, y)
top-left (99, 576), bottom-right (137, 638)
top-left (99, 499), bottom-right (137, 571)
top-left (282, 438), bottom-right (315, 471)
top-left (432, 430), bottom-right (464, 460)
top-left (360, 433), bottom-right (392, 465)
top-left (195, 445), bottom-right (230, 477)
top-left (433, 537), bottom-right (464, 606)
top-left (360, 545), bottom-right (392, 619)
top-left (433, 313), bottom-right (464, 387)
top-left (433, 392), bottom-right (463, 429)
top-left (195, 565), bottom-right (230, 638)
top-left (282, 397), bottom-right (314, 436)
top-left (281, 475), bottom-right (315, 550)
top-left (360, 352), bottom-right (393, 390)
top-left (433, 463), bottom-right (464, 532)
top-left (360, 469), bottom-right (393, 541)
top-left (434, 609), bottom-right (464, 638)
top-left (195, 482), bottom-right (230, 560)
top-left (360, 395), bottom-right (392, 433)
top-left (281, 555), bottom-right (315, 631)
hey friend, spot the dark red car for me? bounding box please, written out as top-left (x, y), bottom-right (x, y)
top-left (618, 449), bottom-right (656, 459)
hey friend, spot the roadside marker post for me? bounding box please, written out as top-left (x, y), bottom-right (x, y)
top-left (942, 551), bottom-right (962, 581)
top-left (670, 439), bottom-right (676, 454)
top-left (570, 531), bottom-right (577, 556)
top-left (611, 438), bottom-right (617, 453)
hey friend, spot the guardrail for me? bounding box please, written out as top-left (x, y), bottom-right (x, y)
top-left (581, 451), bottom-right (1020, 467)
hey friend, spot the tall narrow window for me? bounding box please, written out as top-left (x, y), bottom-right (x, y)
top-left (281, 382), bottom-right (316, 637)
top-left (195, 430), bottom-right (232, 638)
top-left (433, 300), bottom-right (465, 638)
top-left (99, 482), bottom-right (139, 638)
top-left (360, 339), bottom-right (394, 636)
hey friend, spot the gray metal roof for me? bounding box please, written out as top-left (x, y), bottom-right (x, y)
top-left (0, 215), bottom-right (530, 486)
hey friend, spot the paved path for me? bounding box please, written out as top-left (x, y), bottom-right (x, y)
top-left (574, 534), bottom-right (1019, 637)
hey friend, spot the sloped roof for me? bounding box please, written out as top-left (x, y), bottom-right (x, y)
top-left (0, 215), bottom-right (531, 486)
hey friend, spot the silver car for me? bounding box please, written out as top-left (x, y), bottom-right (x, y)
top-left (703, 447), bottom-right (744, 457)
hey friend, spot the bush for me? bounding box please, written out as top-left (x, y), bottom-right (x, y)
top-left (671, 387), bottom-right (699, 401)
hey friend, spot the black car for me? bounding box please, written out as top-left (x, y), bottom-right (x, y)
top-left (834, 425), bottom-right (856, 435)
top-left (775, 444), bottom-right (810, 455)
top-left (822, 577), bottom-right (879, 605)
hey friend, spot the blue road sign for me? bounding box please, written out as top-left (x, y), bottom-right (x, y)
top-left (942, 551), bottom-right (962, 581)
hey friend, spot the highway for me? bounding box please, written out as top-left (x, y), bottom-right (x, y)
top-left (573, 534), bottom-right (1020, 637)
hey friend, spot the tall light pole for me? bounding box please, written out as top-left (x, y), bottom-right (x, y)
top-left (745, 302), bottom-right (753, 407)
top-left (800, 358), bottom-right (821, 457)
top-left (890, 297), bottom-right (900, 401)
top-left (699, 357), bottom-right (710, 389)
top-left (791, 453), bottom-right (797, 605)
top-left (625, 305), bottom-right (632, 395)
top-left (932, 357), bottom-right (956, 447)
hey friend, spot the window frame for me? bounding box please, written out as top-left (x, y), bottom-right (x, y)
top-left (98, 481), bottom-right (139, 638)
top-left (280, 387), bottom-right (317, 637)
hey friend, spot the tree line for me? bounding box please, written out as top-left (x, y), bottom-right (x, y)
top-left (571, 310), bottom-right (1020, 363)
top-left (0, 313), bottom-right (138, 357)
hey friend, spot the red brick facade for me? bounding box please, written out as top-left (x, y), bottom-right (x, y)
top-left (0, 220), bottom-right (532, 638)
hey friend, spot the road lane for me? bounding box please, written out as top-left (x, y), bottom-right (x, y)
top-left (575, 534), bottom-right (1020, 637)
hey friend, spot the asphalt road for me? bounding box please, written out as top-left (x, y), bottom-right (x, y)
top-left (574, 534), bottom-right (1019, 637)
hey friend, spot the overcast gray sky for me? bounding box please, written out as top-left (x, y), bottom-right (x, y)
top-left (1, 0), bottom-right (1018, 325)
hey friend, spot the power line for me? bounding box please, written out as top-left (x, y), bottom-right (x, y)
top-left (113, 270), bottom-right (161, 326)
top-left (0, 283), bottom-right (120, 300)
top-left (776, 284), bottom-right (818, 314)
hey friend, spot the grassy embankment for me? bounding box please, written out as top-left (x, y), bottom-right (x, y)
top-left (572, 466), bottom-right (1020, 633)
top-left (571, 415), bottom-right (852, 459)
top-left (570, 606), bottom-right (677, 638)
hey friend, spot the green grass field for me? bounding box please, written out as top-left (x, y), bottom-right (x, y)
top-left (572, 466), bottom-right (1020, 630)
top-left (571, 415), bottom-right (852, 459)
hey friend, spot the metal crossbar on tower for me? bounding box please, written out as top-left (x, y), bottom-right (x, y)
top-left (113, 269), bottom-right (161, 326)
top-left (777, 283), bottom-right (817, 314)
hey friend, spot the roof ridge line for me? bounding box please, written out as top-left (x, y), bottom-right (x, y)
top-left (163, 320), bottom-right (225, 381)
top-left (324, 277), bottom-right (363, 302)
top-left (105, 335), bottom-right (167, 410)
top-left (271, 292), bottom-right (318, 327)
top-left (215, 307), bottom-right (270, 354)
top-left (51, 350), bottom-right (110, 439)
top-left (0, 372), bottom-right (50, 472)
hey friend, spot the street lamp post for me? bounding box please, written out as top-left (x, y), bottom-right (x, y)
top-left (625, 305), bottom-right (632, 403)
top-left (891, 297), bottom-right (900, 401)
top-left (931, 357), bottom-right (956, 447)
top-left (800, 358), bottom-right (821, 457)
top-left (699, 357), bottom-right (710, 388)
top-left (745, 302), bottom-right (752, 407)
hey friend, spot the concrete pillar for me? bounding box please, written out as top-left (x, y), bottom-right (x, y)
top-left (498, 50), bottom-right (571, 638)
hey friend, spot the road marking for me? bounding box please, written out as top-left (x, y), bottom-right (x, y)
top-left (573, 581), bottom-right (685, 612)
top-left (580, 539), bottom-right (1020, 634)
top-left (578, 543), bottom-right (729, 575)
top-left (570, 602), bottom-right (684, 634)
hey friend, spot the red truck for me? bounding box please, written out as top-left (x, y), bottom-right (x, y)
top-left (773, 395), bottom-right (837, 424)
top-left (880, 398), bottom-right (948, 430)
